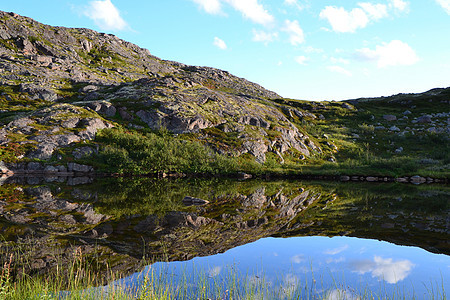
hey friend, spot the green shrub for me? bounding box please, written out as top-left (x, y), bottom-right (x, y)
top-left (95, 128), bottom-right (239, 175)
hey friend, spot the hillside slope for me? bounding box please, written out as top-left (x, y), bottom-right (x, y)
top-left (0, 10), bottom-right (448, 179)
top-left (0, 10), bottom-right (320, 172)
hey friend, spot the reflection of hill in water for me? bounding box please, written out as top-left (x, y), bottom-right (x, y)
top-left (1, 177), bottom-right (449, 280)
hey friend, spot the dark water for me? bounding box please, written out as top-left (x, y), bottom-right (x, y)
top-left (1, 176), bottom-right (449, 298)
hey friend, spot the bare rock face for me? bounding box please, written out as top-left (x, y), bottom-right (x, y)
top-left (110, 77), bottom-right (317, 162)
top-left (2, 103), bottom-right (112, 160)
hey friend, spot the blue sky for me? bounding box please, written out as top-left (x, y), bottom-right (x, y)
top-left (2, 0), bottom-right (450, 100)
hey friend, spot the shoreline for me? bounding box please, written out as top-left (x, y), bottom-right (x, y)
top-left (1, 169), bottom-right (448, 184)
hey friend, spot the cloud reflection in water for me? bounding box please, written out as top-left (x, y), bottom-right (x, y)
top-left (350, 256), bottom-right (414, 284)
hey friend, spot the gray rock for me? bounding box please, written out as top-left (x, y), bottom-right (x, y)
top-left (72, 146), bottom-right (95, 159)
top-left (237, 172), bottom-right (252, 180)
top-left (238, 116), bottom-right (270, 129)
top-left (28, 134), bottom-right (81, 160)
top-left (87, 101), bottom-right (116, 117)
top-left (27, 162), bottom-right (43, 171)
top-left (341, 103), bottom-right (353, 109)
top-left (0, 161), bottom-right (9, 173)
top-left (395, 147), bottom-right (403, 153)
top-left (19, 84), bottom-right (58, 102)
top-left (76, 204), bottom-right (105, 224)
top-left (44, 165), bottom-right (59, 173)
top-left (396, 177), bottom-right (408, 183)
top-left (67, 163), bottom-right (93, 173)
top-left (67, 177), bottom-right (91, 185)
top-left (56, 165), bottom-right (67, 172)
top-left (81, 39), bottom-right (93, 52)
top-left (61, 118), bottom-right (80, 129)
top-left (417, 115), bottom-right (432, 123)
top-left (410, 175), bottom-right (426, 184)
top-left (59, 214), bottom-right (77, 225)
top-left (418, 158), bottom-right (439, 165)
top-left (8, 117), bottom-right (34, 129)
top-left (83, 92), bottom-right (100, 101)
top-left (78, 118), bottom-right (111, 140)
top-left (241, 188), bottom-right (267, 208)
top-left (182, 196), bottom-right (210, 206)
top-left (54, 134), bottom-right (81, 146)
top-left (242, 140), bottom-right (268, 163)
top-left (383, 115), bottom-right (397, 121)
top-left (403, 110), bottom-right (412, 115)
top-left (118, 107), bottom-right (133, 120)
top-left (340, 175), bottom-right (350, 181)
top-left (389, 126), bottom-right (400, 132)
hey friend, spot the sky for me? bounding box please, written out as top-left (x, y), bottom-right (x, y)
top-left (2, 0), bottom-right (450, 101)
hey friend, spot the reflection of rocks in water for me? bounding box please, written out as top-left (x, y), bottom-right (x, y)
top-left (88, 185), bottom-right (323, 262)
top-left (2, 175), bottom-right (94, 186)
top-left (1, 178), bottom-right (449, 281)
top-left (0, 181), bottom-right (106, 235)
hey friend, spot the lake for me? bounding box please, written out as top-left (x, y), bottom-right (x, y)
top-left (0, 176), bottom-right (448, 299)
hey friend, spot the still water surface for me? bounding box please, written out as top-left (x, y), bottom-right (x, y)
top-left (112, 236), bottom-right (449, 299)
top-left (1, 177), bottom-right (448, 298)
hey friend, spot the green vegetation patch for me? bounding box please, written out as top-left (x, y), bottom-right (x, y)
top-left (95, 127), bottom-right (239, 174)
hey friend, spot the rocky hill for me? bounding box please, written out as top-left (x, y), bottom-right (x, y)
top-left (0, 10), bottom-right (448, 178)
top-left (0, 10), bottom-right (321, 174)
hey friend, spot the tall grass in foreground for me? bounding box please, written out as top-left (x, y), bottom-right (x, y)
top-left (1, 254), bottom-right (447, 300)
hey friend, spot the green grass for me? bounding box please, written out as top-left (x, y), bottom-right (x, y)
top-left (94, 127), bottom-right (243, 175)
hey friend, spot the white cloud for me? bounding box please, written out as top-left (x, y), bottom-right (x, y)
top-left (326, 257), bottom-right (346, 264)
top-left (350, 256), bottom-right (414, 284)
top-left (324, 289), bottom-right (359, 300)
top-left (83, 0), bottom-right (128, 31)
top-left (320, 1), bottom-right (408, 33)
top-left (330, 57), bottom-right (350, 64)
top-left (355, 40), bottom-right (419, 68)
top-left (224, 0), bottom-right (274, 25)
top-left (295, 56), bottom-right (308, 65)
top-left (303, 46), bottom-right (324, 54)
top-left (190, 0), bottom-right (274, 25)
top-left (283, 20), bottom-right (305, 45)
top-left (213, 37), bottom-right (228, 50)
top-left (320, 6), bottom-right (369, 33)
top-left (192, 0), bottom-right (222, 14)
top-left (252, 29), bottom-right (278, 44)
top-left (435, 0), bottom-right (450, 14)
top-left (324, 245), bottom-right (349, 255)
top-left (290, 254), bottom-right (305, 263)
top-left (358, 2), bottom-right (388, 20)
top-left (284, 0), bottom-right (305, 10)
top-left (281, 273), bottom-right (299, 294)
top-left (208, 266), bottom-right (222, 277)
top-left (327, 66), bottom-right (352, 77)
top-left (389, 0), bottom-right (409, 12)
